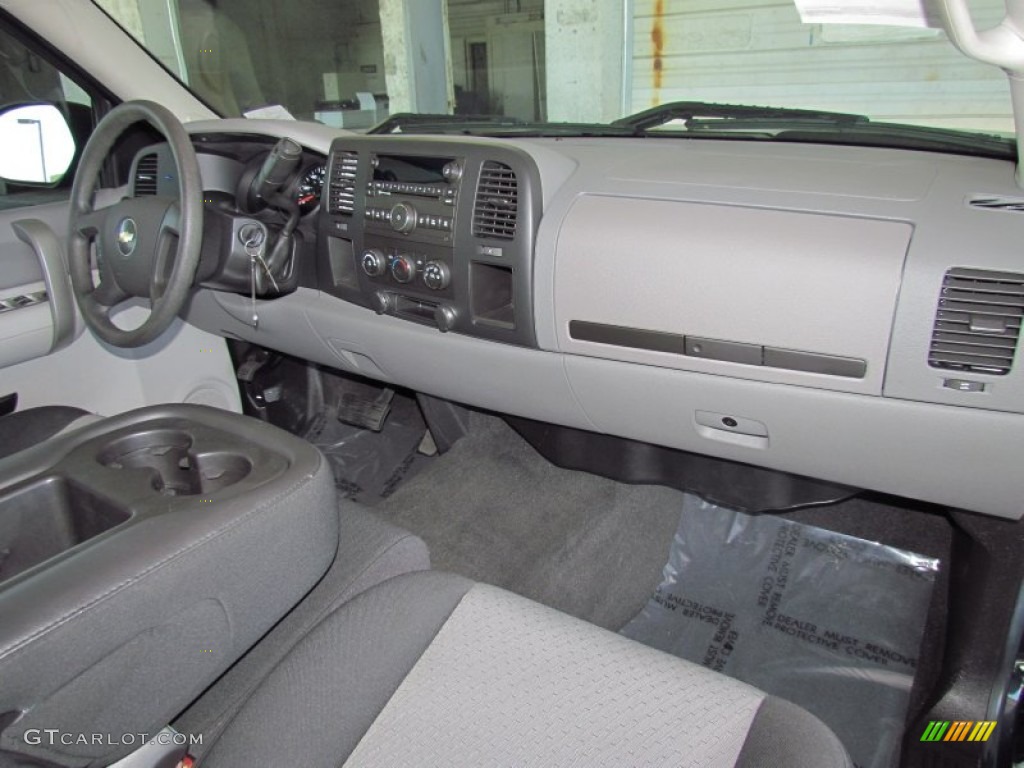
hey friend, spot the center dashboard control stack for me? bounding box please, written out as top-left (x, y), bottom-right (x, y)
top-left (317, 139), bottom-right (541, 347)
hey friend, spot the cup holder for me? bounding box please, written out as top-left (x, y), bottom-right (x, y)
top-left (97, 429), bottom-right (252, 496)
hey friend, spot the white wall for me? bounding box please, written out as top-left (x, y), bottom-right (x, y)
top-left (545, 0), bottom-right (626, 123)
top-left (448, 0), bottom-right (545, 119)
top-left (630, 0), bottom-right (1013, 132)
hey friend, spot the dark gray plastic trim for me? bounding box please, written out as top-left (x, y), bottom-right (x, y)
top-left (569, 320), bottom-right (866, 379)
top-left (763, 347), bottom-right (867, 379)
top-left (318, 136), bottom-right (544, 347)
top-left (569, 320), bottom-right (686, 354)
top-left (687, 337), bottom-right (764, 366)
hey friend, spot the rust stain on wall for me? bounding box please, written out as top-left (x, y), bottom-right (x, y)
top-left (651, 0), bottom-right (665, 105)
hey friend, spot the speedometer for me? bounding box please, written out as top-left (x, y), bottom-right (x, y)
top-left (296, 163), bottom-right (326, 214)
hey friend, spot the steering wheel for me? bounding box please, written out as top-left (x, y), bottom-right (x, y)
top-left (68, 100), bottom-right (204, 348)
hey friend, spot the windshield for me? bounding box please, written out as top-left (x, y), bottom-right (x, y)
top-left (93, 0), bottom-right (1014, 152)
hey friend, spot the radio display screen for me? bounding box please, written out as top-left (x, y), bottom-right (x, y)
top-left (373, 154), bottom-right (452, 184)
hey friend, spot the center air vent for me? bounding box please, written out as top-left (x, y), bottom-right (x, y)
top-left (327, 150), bottom-right (359, 215)
top-left (473, 161), bottom-right (518, 240)
top-left (134, 154), bottom-right (158, 196)
top-left (928, 267), bottom-right (1024, 376)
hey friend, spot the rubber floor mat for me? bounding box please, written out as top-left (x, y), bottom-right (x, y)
top-left (305, 389), bottom-right (432, 505)
top-left (621, 494), bottom-right (939, 768)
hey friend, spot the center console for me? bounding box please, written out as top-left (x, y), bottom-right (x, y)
top-left (318, 137), bottom-right (541, 347)
top-left (0, 405), bottom-right (337, 767)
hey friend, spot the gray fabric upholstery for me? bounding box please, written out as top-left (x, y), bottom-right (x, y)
top-left (0, 407), bottom-right (92, 460)
top-left (204, 572), bottom-right (852, 768)
top-left (345, 583), bottom-right (765, 768)
top-left (201, 572), bottom-right (473, 768)
top-left (175, 503), bottom-right (430, 758)
top-left (735, 695), bottom-right (854, 768)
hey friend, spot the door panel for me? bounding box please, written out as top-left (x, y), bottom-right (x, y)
top-left (0, 198), bottom-right (241, 416)
top-left (0, 200), bottom-right (76, 369)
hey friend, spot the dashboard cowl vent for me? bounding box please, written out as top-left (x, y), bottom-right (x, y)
top-left (928, 267), bottom-right (1024, 376)
top-left (473, 161), bottom-right (518, 240)
top-left (328, 150), bottom-right (359, 215)
top-left (134, 154), bottom-right (158, 196)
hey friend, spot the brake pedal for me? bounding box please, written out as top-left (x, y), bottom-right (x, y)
top-left (336, 384), bottom-right (395, 432)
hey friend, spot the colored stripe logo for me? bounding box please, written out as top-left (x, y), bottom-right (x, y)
top-left (920, 721), bottom-right (997, 742)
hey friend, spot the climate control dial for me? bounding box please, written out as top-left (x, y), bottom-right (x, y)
top-left (391, 253), bottom-right (417, 284)
top-left (361, 248), bottom-right (387, 277)
top-left (422, 260), bottom-right (451, 291)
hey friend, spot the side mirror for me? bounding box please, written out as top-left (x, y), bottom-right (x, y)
top-left (0, 104), bottom-right (76, 186)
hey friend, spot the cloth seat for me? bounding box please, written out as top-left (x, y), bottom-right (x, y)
top-left (0, 406), bottom-right (96, 461)
top-left (199, 571), bottom-right (852, 768)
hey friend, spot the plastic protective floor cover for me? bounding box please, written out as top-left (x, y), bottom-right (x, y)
top-left (622, 494), bottom-right (939, 768)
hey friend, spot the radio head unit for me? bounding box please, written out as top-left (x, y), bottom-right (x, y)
top-left (365, 153), bottom-right (462, 245)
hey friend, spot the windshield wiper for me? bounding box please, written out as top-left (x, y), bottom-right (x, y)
top-left (614, 101), bottom-right (869, 132)
top-left (770, 120), bottom-right (1014, 159)
top-left (370, 114), bottom-right (635, 138)
top-left (613, 101), bottom-right (1014, 159)
top-left (370, 113), bottom-right (526, 134)
top-left (367, 104), bottom-right (1013, 160)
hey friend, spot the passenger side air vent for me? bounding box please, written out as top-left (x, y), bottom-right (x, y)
top-left (327, 150), bottom-right (359, 215)
top-left (473, 161), bottom-right (518, 240)
top-left (970, 196), bottom-right (1024, 212)
top-left (928, 267), bottom-right (1024, 376)
top-left (133, 154), bottom-right (158, 196)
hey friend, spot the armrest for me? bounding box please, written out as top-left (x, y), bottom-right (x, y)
top-left (0, 405), bottom-right (338, 766)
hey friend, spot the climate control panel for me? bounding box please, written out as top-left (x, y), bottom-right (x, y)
top-left (360, 244), bottom-right (453, 294)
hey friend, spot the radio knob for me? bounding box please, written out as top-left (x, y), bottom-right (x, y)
top-left (442, 162), bottom-right (463, 184)
top-left (390, 202), bottom-right (418, 233)
top-left (434, 304), bottom-right (458, 333)
top-left (422, 260), bottom-right (451, 291)
top-left (391, 253), bottom-right (417, 283)
top-left (372, 291), bottom-right (393, 315)
top-left (361, 248), bottom-right (387, 277)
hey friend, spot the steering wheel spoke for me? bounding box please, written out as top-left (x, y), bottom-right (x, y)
top-left (72, 207), bottom-right (107, 239)
top-left (151, 205), bottom-right (182, 302)
top-left (92, 272), bottom-right (129, 308)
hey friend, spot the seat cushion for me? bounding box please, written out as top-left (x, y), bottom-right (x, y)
top-left (174, 503), bottom-right (431, 759)
top-left (201, 572), bottom-right (852, 768)
top-left (0, 406), bottom-right (95, 460)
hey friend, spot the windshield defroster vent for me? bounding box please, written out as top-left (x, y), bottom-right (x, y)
top-left (928, 267), bottom-right (1024, 376)
top-left (133, 154), bottom-right (158, 196)
top-left (328, 151), bottom-right (359, 215)
top-left (473, 161), bottom-right (518, 240)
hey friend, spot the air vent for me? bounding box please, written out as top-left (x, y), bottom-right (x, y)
top-left (928, 267), bottom-right (1024, 376)
top-left (473, 161), bottom-right (518, 240)
top-left (970, 196), bottom-right (1024, 212)
top-left (327, 150), bottom-right (359, 215)
top-left (133, 154), bottom-right (158, 196)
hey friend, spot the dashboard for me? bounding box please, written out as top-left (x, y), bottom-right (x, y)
top-left (168, 119), bottom-right (1024, 520)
